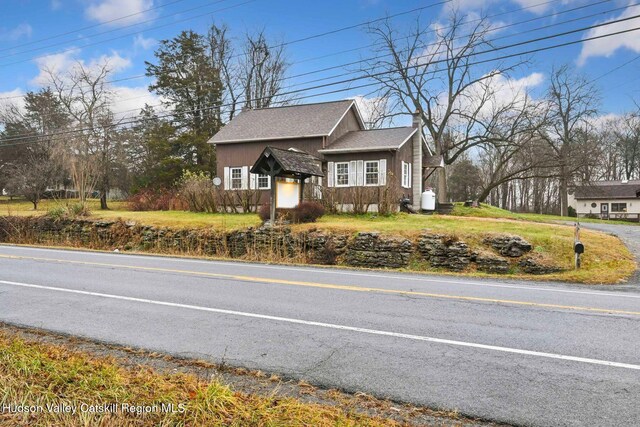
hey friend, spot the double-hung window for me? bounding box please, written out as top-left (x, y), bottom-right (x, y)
top-left (335, 162), bottom-right (349, 187)
top-left (257, 174), bottom-right (270, 189)
top-left (230, 167), bottom-right (243, 190)
top-left (401, 162), bottom-right (410, 188)
top-left (364, 161), bottom-right (379, 186)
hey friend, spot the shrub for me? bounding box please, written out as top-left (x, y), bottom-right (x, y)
top-left (293, 201), bottom-right (325, 223)
top-left (127, 188), bottom-right (183, 211)
top-left (46, 202), bottom-right (91, 220)
top-left (258, 203), bottom-right (271, 222)
top-left (178, 171), bottom-right (218, 213)
top-left (46, 206), bottom-right (67, 220)
top-left (258, 201), bottom-right (325, 223)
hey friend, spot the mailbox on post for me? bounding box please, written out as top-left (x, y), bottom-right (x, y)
top-left (574, 223), bottom-right (584, 269)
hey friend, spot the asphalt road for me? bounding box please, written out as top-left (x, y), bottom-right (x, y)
top-left (1, 244), bottom-right (639, 427)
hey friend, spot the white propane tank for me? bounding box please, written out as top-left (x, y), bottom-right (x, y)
top-left (421, 188), bottom-right (436, 211)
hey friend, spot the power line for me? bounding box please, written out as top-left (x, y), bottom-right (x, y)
top-left (0, 0), bottom-right (257, 69)
top-left (0, 0), bottom-right (237, 61)
top-left (36, 0), bottom-right (635, 121)
top-left (3, 21), bottom-right (640, 147)
top-left (0, 0), bottom-right (191, 54)
top-left (98, 3), bottom-right (640, 119)
top-left (0, 0), bottom-right (600, 102)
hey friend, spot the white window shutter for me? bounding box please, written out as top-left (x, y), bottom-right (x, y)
top-left (249, 173), bottom-right (257, 190)
top-left (349, 160), bottom-right (357, 187)
top-left (267, 175), bottom-right (272, 190)
top-left (327, 162), bottom-right (334, 187)
top-left (379, 159), bottom-right (387, 186)
top-left (408, 163), bottom-right (412, 188)
top-left (223, 167), bottom-right (230, 190)
top-left (241, 166), bottom-right (249, 190)
top-left (356, 160), bottom-right (364, 186)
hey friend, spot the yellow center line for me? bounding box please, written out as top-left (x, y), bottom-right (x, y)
top-left (1, 253), bottom-right (639, 316)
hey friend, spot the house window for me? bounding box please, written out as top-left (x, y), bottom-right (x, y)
top-left (591, 203), bottom-right (597, 208)
top-left (611, 203), bottom-right (627, 212)
top-left (257, 174), bottom-right (270, 189)
top-left (365, 161), bottom-right (379, 186)
top-left (230, 167), bottom-right (242, 190)
top-left (402, 162), bottom-right (410, 188)
top-left (335, 162), bottom-right (349, 187)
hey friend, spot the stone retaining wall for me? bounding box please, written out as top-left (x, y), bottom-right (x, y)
top-left (0, 216), bottom-right (562, 275)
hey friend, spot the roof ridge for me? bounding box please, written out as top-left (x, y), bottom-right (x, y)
top-left (249, 99), bottom-right (353, 112)
top-left (346, 126), bottom-right (414, 132)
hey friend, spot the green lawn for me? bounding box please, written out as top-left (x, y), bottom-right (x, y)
top-left (451, 203), bottom-right (638, 226)
top-left (1, 197), bottom-right (635, 283)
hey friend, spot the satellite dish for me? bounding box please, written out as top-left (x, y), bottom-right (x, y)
top-left (212, 177), bottom-right (222, 186)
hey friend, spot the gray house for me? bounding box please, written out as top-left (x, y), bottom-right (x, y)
top-left (208, 100), bottom-right (428, 208)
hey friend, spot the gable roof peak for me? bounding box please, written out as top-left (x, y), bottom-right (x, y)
top-left (208, 99), bottom-right (358, 144)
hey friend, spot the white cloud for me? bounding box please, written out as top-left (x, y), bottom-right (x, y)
top-left (133, 34), bottom-right (157, 50)
top-left (0, 88), bottom-right (26, 114)
top-left (445, 71), bottom-right (545, 127)
top-left (111, 85), bottom-right (163, 119)
top-left (30, 49), bottom-right (131, 86)
top-left (510, 0), bottom-right (553, 14)
top-left (445, 0), bottom-right (578, 15)
top-left (350, 95), bottom-right (393, 128)
top-left (578, 5), bottom-right (640, 66)
top-left (85, 0), bottom-right (155, 26)
top-left (0, 23), bottom-right (33, 41)
top-left (51, 0), bottom-right (62, 10)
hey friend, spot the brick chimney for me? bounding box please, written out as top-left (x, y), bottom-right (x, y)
top-left (411, 109), bottom-right (423, 207)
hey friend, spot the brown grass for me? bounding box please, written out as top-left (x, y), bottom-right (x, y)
top-left (0, 331), bottom-right (409, 427)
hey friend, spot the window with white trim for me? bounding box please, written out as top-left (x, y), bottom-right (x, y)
top-left (611, 203), bottom-right (627, 212)
top-left (335, 162), bottom-right (349, 187)
top-left (230, 167), bottom-right (243, 190)
top-left (257, 174), bottom-right (270, 189)
top-left (364, 161), bottom-right (379, 186)
top-left (402, 162), bottom-right (410, 188)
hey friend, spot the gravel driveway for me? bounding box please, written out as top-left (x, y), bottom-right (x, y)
top-left (570, 221), bottom-right (640, 286)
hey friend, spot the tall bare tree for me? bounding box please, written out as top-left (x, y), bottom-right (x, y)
top-left (241, 30), bottom-right (290, 110)
top-left (362, 12), bottom-right (528, 202)
top-left (47, 61), bottom-right (116, 209)
top-left (539, 64), bottom-right (600, 216)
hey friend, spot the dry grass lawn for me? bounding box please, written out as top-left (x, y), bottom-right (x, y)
top-left (0, 331), bottom-right (409, 427)
top-left (0, 197), bottom-right (635, 284)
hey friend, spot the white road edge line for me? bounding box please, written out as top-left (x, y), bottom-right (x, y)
top-left (1, 244), bottom-right (639, 299)
top-left (2, 279), bottom-right (640, 371)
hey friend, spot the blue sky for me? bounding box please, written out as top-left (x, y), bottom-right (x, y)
top-left (0, 0), bottom-right (639, 122)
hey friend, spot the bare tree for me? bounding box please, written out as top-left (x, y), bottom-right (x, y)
top-left (613, 111), bottom-right (640, 180)
top-left (362, 12), bottom-right (528, 202)
top-left (539, 64), bottom-right (600, 216)
top-left (208, 23), bottom-right (241, 121)
top-left (241, 30), bottom-right (290, 110)
top-left (47, 61), bottom-right (116, 209)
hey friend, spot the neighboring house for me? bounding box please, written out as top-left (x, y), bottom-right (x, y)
top-left (208, 100), bottom-right (428, 209)
top-left (568, 180), bottom-right (640, 220)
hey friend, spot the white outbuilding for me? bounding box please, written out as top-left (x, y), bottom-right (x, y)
top-left (568, 180), bottom-right (640, 220)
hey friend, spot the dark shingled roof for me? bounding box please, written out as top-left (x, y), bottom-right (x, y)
top-left (251, 147), bottom-right (324, 177)
top-left (209, 100), bottom-right (357, 144)
top-left (572, 181), bottom-right (640, 199)
top-left (318, 127), bottom-right (416, 153)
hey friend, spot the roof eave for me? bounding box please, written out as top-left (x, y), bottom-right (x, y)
top-left (210, 134), bottom-right (327, 144)
top-left (318, 146), bottom-right (399, 154)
